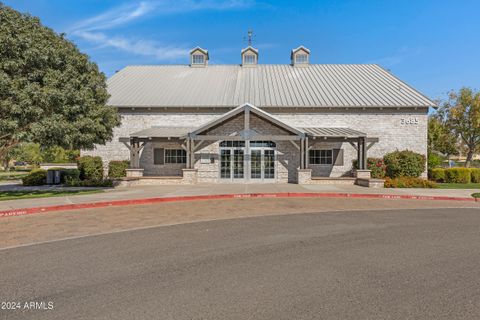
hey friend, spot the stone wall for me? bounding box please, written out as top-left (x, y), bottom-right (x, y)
top-left (140, 141), bottom-right (186, 176)
top-left (276, 111), bottom-right (428, 178)
top-left (83, 108), bottom-right (428, 180)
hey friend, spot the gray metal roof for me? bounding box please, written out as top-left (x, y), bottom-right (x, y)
top-left (130, 126), bottom-right (196, 138)
top-left (108, 64), bottom-right (434, 108)
top-left (300, 127), bottom-right (366, 138)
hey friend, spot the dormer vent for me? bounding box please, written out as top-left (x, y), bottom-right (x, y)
top-left (241, 46), bottom-right (258, 66)
top-left (190, 47), bottom-right (209, 67)
top-left (291, 46), bottom-right (310, 67)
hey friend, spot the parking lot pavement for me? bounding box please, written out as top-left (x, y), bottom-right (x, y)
top-left (1, 206), bottom-right (480, 319)
top-left (1, 197), bottom-right (478, 249)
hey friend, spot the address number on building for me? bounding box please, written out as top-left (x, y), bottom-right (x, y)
top-left (401, 117), bottom-right (419, 125)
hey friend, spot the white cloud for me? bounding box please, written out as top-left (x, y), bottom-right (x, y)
top-left (70, 0), bottom-right (256, 61)
top-left (70, 1), bottom-right (155, 32)
top-left (76, 31), bottom-right (188, 60)
top-left (71, 0), bottom-right (255, 32)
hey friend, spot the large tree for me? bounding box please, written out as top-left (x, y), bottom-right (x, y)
top-left (439, 88), bottom-right (480, 167)
top-left (427, 116), bottom-right (457, 156)
top-left (0, 4), bottom-right (119, 168)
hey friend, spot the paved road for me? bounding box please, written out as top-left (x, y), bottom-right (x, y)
top-left (1, 207), bottom-right (480, 319)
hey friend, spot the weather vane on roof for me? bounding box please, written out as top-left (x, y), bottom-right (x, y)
top-left (243, 29), bottom-right (255, 46)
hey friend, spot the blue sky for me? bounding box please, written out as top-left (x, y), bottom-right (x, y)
top-left (4, 0), bottom-right (480, 101)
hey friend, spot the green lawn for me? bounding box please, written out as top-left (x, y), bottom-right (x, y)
top-left (437, 183), bottom-right (480, 189)
top-left (0, 171), bottom-right (29, 181)
top-left (0, 189), bottom-right (104, 201)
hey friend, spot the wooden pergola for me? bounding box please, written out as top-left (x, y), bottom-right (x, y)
top-left (120, 103), bottom-right (378, 172)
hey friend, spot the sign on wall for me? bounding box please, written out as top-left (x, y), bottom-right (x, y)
top-left (400, 117), bottom-right (419, 125)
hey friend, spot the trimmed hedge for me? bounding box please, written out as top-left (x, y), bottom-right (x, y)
top-left (384, 177), bottom-right (437, 188)
top-left (108, 160), bottom-right (130, 178)
top-left (383, 150), bottom-right (425, 178)
top-left (444, 168), bottom-right (471, 184)
top-left (430, 168), bottom-right (446, 182)
top-left (22, 169), bottom-right (47, 186)
top-left (65, 178), bottom-right (113, 187)
top-left (78, 156), bottom-right (103, 181)
top-left (471, 168), bottom-right (480, 183)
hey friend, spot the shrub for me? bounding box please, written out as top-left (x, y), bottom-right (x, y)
top-left (22, 169), bottom-right (47, 186)
top-left (429, 168), bottom-right (446, 182)
top-left (108, 160), bottom-right (130, 178)
top-left (384, 177), bottom-right (437, 188)
top-left (472, 193), bottom-right (480, 198)
top-left (61, 169), bottom-right (80, 184)
top-left (383, 150), bottom-right (425, 178)
top-left (444, 168), bottom-right (471, 184)
top-left (77, 156), bottom-right (103, 181)
top-left (367, 158), bottom-right (387, 179)
top-left (65, 178), bottom-right (113, 187)
top-left (470, 168), bottom-right (480, 183)
top-left (352, 157), bottom-right (387, 179)
top-left (427, 153), bottom-right (443, 169)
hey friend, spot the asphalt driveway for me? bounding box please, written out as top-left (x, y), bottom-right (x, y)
top-left (1, 207), bottom-right (480, 319)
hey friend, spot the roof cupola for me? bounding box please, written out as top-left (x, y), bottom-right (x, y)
top-left (241, 46), bottom-right (258, 66)
top-left (190, 47), bottom-right (209, 67)
top-left (291, 46), bottom-right (310, 67)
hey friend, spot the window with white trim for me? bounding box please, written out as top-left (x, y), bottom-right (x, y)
top-left (192, 54), bottom-right (205, 64)
top-left (295, 53), bottom-right (308, 64)
top-left (165, 149), bottom-right (187, 164)
top-left (243, 54), bottom-right (256, 65)
top-left (309, 149), bottom-right (333, 165)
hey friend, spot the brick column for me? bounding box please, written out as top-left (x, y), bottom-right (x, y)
top-left (297, 168), bottom-right (312, 184)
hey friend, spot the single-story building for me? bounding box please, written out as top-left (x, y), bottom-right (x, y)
top-left (83, 45), bottom-right (435, 185)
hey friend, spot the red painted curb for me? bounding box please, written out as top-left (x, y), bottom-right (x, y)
top-left (0, 192), bottom-right (476, 218)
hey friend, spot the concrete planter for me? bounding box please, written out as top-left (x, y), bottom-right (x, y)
top-left (182, 169), bottom-right (198, 184)
top-left (126, 168), bottom-right (144, 177)
top-left (354, 169), bottom-right (371, 179)
top-left (297, 169), bottom-right (312, 184)
top-left (356, 178), bottom-right (385, 188)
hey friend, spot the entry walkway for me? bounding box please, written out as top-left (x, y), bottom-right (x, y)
top-left (0, 183), bottom-right (477, 212)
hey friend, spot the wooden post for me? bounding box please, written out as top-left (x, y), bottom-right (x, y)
top-left (190, 139), bottom-right (195, 169)
top-left (129, 139), bottom-right (146, 169)
top-left (361, 137), bottom-right (367, 170)
top-left (129, 139), bottom-right (139, 168)
top-left (186, 138), bottom-right (191, 169)
top-left (244, 106), bottom-right (250, 181)
top-left (300, 137), bottom-right (304, 169)
top-left (357, 138), bottom-right (362, 170)
top-left (305, 137), bottom-right (309, 168)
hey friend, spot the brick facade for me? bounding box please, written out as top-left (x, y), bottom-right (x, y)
top-left (82, 107), bottom-right (428, 182)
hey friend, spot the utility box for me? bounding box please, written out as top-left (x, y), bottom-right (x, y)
top-left (47, 170), bottom-right (62, 185)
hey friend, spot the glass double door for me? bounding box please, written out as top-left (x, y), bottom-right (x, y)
top-left (220, 148), bottom-right (275, 181)
top-left (220, 149), bottom-right (245, 180)
top-left (250, 149), bottom-right (275, 180)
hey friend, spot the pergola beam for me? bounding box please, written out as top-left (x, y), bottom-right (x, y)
top-left (190, 135), bottom-right (302, 141)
